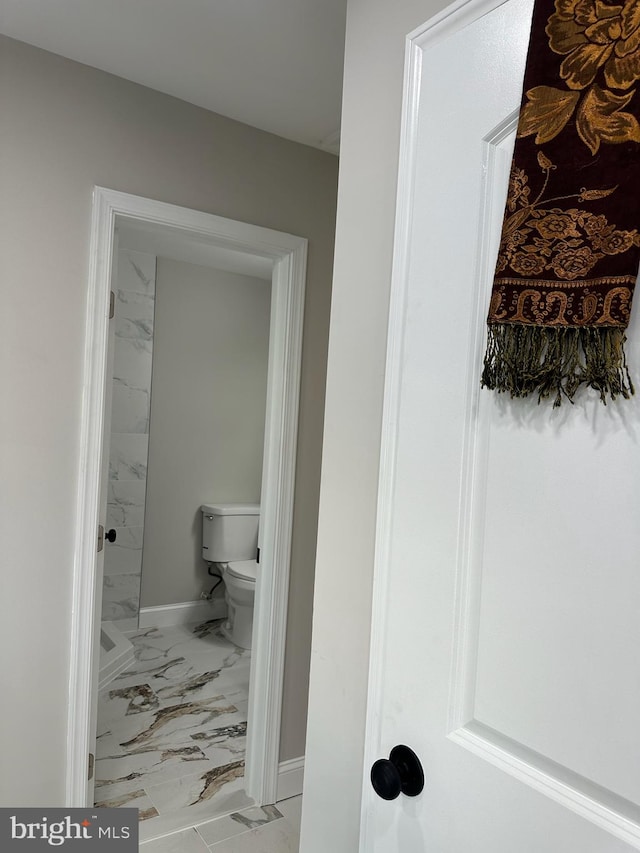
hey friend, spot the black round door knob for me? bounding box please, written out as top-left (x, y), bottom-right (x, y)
top-left (105, 528), bottom-right (117, 543)
top-left (370, 744), bottom-right (424, 800)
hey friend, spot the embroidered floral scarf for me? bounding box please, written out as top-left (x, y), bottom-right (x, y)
top-left (481, 0), bottom-right (640, 405)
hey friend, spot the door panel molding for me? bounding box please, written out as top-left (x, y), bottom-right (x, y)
top-left (448, 113), bottom-right (518, 733)
top-left (449, 722), bottom-right (640, 847)
top-left (445, 116), bottom-right (640, 845)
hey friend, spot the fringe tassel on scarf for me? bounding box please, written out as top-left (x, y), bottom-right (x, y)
top-left (481, 324), bottom-right (633, 407)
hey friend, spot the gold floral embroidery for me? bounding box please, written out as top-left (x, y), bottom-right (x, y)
top-left (510, 252), bottom-right (548, 275)
top-left (511, 289), bottom-right (569, 323)
top-left (547, 0), bottom-right (640, 91)
top-left (575, 83), bottom-right (640, 151)
top-left (489, 291), bottom-right (505, 318)
top-left (495, 153), bottom-right (640, 280)
top-left (517, 86), bottom-right (581, 143)
top-left (482, 1), bottom-right (639, 403)
top-left (516, 0), bottom-right (640, 152)
top-left (533, 212), bottom-right (581, 239)
top-left (549, 245), bottom-right (602, 278)
top-left (595, 285), bottom-right (633, 322)
top-left (574, 292), bottom-right (599, 323)
top-left (487, 281), bottom-right (634, 325)
top-left (507, 167), bottom-right (531, 210)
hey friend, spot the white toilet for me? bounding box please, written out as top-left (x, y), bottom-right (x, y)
top-left (201, 502), bottom-right (259, 650)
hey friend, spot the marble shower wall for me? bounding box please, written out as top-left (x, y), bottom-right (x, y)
top-left (102, 249), bottom-right (157, 630)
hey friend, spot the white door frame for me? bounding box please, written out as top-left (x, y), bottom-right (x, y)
top-left (67, 186), bottom-right (307, 808)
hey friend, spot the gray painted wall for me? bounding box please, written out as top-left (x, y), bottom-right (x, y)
top-left (141, 258), bottom-right (271, 607)
top-left (0, 34), bottom-right (336, 805)
top-left (302, 0), bottom-right (452, 849)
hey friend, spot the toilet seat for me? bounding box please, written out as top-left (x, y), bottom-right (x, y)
top-left (226, 559), bottom-right (257, 582)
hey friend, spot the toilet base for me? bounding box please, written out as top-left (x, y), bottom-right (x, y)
top-left (222, 596), bottom-right (253, 650)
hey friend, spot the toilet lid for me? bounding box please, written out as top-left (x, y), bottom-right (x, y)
top-left (226, 560), bottom-right (258, 581)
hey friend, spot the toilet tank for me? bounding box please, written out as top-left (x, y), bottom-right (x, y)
top-left (201, 503), bottom-right (259, 562)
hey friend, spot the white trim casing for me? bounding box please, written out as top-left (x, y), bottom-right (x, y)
top-left (68, 187), bottom-right (307, 809)
top-left (67, 187), bottom-right (115, 806)
top-left (244, 246), bottom-right (306, 804)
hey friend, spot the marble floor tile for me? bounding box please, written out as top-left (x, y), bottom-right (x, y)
top-left (95, 741), bottom-right (212, 792)
top-left (113, 616), bottom-right (139, 632)
top-left (274, 796), bottom-right (302, 834)
top-left (93, 780), bottom-right (159, 822)
top-left (154, 671), bottom-right (231, 705)
top-left (195, 805), bottom-right (283, 847)
top-left (111, 644), bottom-right (247, 697)
top-left (225, 697), bottom-right (249, 718)
top-left (98, 693), bottom-right (242, 748)
top-left (130, 623), bottom-right (249, 672)
top-left (145, 763), bottom-right (246, 815)
top-left (104, 682), bottom-right (159, 719)
top-left (196, 720), bottom-right (247, 766)
top-left (111, 654), bottom-right (194, 691)
top-left (96, 620), bottom-right (251, 834)
top-left (205, 816), bottom-right (300, 852)
top-left (96, 706), bottom-right (248, 804)
top-left (138, 789), bottom-right (254, 846)
top-left (140, 827), bottom-right (209, 853)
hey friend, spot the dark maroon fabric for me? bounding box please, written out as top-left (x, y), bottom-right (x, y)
top-left (487, 0), bottom-right (640, 330)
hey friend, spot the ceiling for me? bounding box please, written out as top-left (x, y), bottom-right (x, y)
top-left (0, 0), bottom-right (346, 154)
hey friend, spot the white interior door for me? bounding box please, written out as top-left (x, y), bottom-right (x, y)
top-left (361, 0), bottom-right (640, 850)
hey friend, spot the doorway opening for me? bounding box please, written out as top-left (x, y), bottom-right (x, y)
top-left (68, 187), bottom-right (307, 841)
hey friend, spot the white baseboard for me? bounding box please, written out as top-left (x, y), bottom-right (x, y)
top-left (276, 756), bottom-right (304, 801)
top-left (138, 598), bottom-right (227, 629)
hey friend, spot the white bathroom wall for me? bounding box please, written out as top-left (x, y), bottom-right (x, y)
top-left (102, 249), bottom-right (157, 629)
top-left (141, 258), bottom-right (271, 608)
